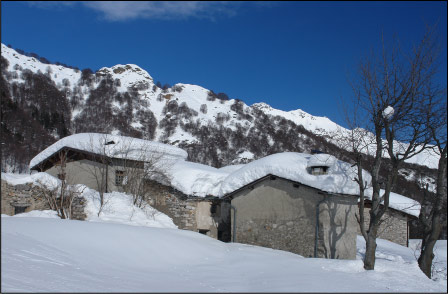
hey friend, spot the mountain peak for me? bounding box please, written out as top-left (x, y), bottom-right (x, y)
top-left (98, 64), bottom-right (153, 80)
top-left (97, 64), bottom-right (154, 91)
top-left (252, 102), bottom-right (273, 110)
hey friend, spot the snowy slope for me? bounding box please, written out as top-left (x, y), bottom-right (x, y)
top-left (252, 102), bottom-right (440, 169)
top-left (253, 102), bottom-right (343, 135)
top-left (1, 44), bottom-right (81, 88)
top-left (2, 216), bottom-right (446, 292)
top-left (1, 43), bottom-right (440, 170)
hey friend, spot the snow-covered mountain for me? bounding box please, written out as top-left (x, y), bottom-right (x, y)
top-left (0, 43), bottom-right (438, 193)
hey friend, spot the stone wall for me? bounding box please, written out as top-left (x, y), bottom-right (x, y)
top-left (1, 180), bottom-right (86, 220)
top-left (1, 180), bottom-right (50, 215)
top-left (356, 206), bottom-right (408, 246)
top-left (70, 196), bottom-right (87, 220)
top-left (229, 176), bottom-right (358, 259)
top-left (145, 180), bottom-right (231, 241)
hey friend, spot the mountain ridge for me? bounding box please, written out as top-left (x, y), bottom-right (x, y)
top-left (0, 43), bottom-right (438, 195)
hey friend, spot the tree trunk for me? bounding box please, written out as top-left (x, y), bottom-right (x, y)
top-left (59, 208), bottom-right (66, 219)
top-left (418, 148), bottom-right (446, 279)
top-left (418, 229), bottom-right (440, 278)
top-left (364, 230), bottom-right (378, 270)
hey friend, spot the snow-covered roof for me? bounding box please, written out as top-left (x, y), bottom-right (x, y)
top-left (169, 161), bottom-right (230, 197)
top-left (28, 138), bottom-right (420, 217)
top-left (218, 152), bottom-right (366, 197)
top-left (164, 152), bottom-right (420, 216)
top-left (364, 189), bottom-right (421, 217)
top-left (307, 153), bottom-right (337, 168)
top-left (165, 152), bottom-right (366, 198)
top-left (29, 133), bottom-right (188, 169)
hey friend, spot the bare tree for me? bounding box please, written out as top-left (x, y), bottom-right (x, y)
top-left (36, 149), bottom-right (85, 219)
top-left (116, 138), bottom-right (173, 208)
top-left (79, 134), bottom-right (173, 215)
top-left (345, 27), bottom-right (444, 270)
top-left (78, 134), bottom-right (117, 216)
top-left (417, 94), bottom-right (447, 279)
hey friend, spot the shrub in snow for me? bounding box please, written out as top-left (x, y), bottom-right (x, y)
top-left (207, 90), bottom-right (217, 101)
top-left (200, 104), bottom-right (207, 114)
top-left (215, 112), bottom-right (230, 125)
top-left (172, 84), bottom-right (183, 92)
top-left (217, 92), bottom-right (229, 101)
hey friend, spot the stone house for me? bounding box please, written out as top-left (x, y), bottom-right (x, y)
top-left (218, 153), bottom-right (363, 259)
top-left (217, 152), bottom-right (421, 258)
top-left (222, 174), bottom-right (359, 259)
top-left (27, 133), bottom-right (231, 240)
top-left (23, 133), bottom-right (420, 259)
top-left (28, 133), bottom-right (188, 194)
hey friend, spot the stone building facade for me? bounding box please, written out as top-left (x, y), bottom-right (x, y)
top-left (29, 146), bottom-right (232, 241)
top-left (1, 179), bottom-right (87, 220)
top-left (224, 175), bottom-right (359, 259)
top-left (44, 157), bottom-right (133, 194)
top-left (356, 205), bottom-right (410, 247)
top-left (145, 180), bottom-right (231, 241)
top-left (1, 180), bottom-right (50, 215)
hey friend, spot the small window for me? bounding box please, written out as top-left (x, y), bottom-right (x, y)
top-left (311, 166), bottom-right (328, 175)
top-left (198, 229), bottom-right (209, 235)
top-left (14, 206), bottom-right (27, 215)
top-left (210, 204), bottom-right (218, 214)
top-left (115, 170), bottom-right (125, 186)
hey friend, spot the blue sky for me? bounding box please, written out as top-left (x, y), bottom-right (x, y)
top-left (1, 1), bottom-right (446, 128)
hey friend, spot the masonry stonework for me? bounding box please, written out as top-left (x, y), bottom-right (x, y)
top-left (1, 180), bottom-right (50, 215)
top-left (145, 180), bottom-right (231, 240)
top-left (70, 196), bottom-right (88, 220)
top-left (1, 180), bottom-right (87, 220)
top-left (229, 176), bottom-right (358, 259)
top-left (356, 207), bottom-right (409, 246)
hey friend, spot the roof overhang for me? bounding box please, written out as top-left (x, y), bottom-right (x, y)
top-left (29, 146), bottom-right (144, 172)
top-left (222, 173), bottom-right (359, 200)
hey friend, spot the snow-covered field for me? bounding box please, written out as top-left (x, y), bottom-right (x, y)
top-left (2, 215), bottom-right (446, 292)
top-left (1, 172), bottom-right (445, 292)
